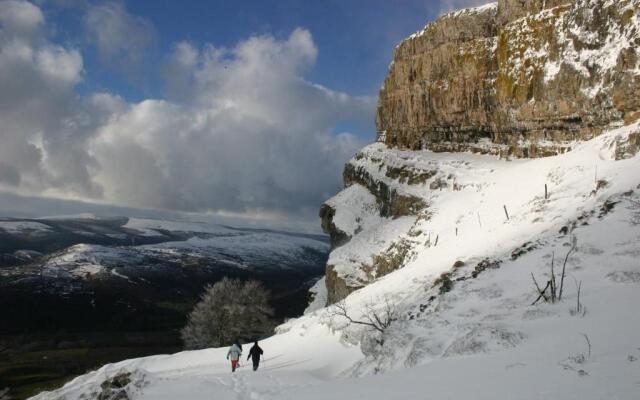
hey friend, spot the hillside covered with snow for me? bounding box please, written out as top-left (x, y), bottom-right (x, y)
top-left (30, 110), bottom-right (640, 400)
top-left (28, 0), bottom-right (640, 399)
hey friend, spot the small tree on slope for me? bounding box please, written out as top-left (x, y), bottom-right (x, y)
top-left (181, 277), bottom-right (273, 349)
top-left (328, 297), bottom-right (397, 346)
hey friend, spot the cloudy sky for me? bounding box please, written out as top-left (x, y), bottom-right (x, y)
top-left (0, 0), bottom-right (487, 228)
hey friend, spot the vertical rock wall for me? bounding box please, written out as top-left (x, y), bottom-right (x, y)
top-left (376, 0), bottom-right (640, 157)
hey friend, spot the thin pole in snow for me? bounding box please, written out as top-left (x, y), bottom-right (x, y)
top-left (544, 183), bottom-right (548, 200)
top-left (503, 205), bottom-right (510, 220)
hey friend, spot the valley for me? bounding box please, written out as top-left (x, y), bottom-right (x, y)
top-left (0, 217), bottom-right (328, 399)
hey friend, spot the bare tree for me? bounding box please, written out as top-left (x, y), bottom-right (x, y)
top-left (181, 277), bottom-right (273, 349)
top-left (328, 297), bottom-right (397, 345)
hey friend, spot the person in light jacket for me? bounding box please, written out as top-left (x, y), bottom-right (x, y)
top-left (227, 342), bottom-right (242, 372)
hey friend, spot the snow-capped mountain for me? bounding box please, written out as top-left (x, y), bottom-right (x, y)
top-left (27, 1), bottom-right (640, 399)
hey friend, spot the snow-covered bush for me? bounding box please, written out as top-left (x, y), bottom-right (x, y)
top-left (181, 278), bottom-right (273, 349)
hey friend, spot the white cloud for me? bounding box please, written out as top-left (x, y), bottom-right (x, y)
top-left (84, 0), bottom-right (155, 76)
top-left (0, 0), bottom-right (94, 197)
top-left (90, 28), bottom-right (373, 216)
top-left (35, 45), bottom-right (83, 84)
top-left (0, 1), bottom-right (375, 224)
top-left (0, 0), bottom-right (44, 41)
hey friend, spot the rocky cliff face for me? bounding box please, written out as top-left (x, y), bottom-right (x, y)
top-left (376, 0), bottom-right (640, 157)
top-left (320, 0), bottom-right (640, 305)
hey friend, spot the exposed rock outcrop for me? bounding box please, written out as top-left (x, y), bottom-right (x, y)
top-left (97, 371), bottom-right (133, 400)
top-left (343, 163), bottom-right (428, 218)
top-left (320, 146), bottom-right (437, 304)
top-left (321, 0), bottom-right (640, 305)
top-left (319, 204), bottom-right (350, 248)
top-left (376, 0), bottom-right (640, 157)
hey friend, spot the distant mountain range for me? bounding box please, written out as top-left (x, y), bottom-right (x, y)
top-left (0, 216), bottom-right (329, 335)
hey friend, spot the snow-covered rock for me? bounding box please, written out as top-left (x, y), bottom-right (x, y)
top-left (322, 120), bottom-right (640, 304)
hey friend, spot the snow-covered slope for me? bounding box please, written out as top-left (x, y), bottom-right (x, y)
top-left (26, 1), bottom-right (640, 396)
top-left (0, 220), bottom-right (52, 236)
top-left (30, 118), bottom-right (640, 400)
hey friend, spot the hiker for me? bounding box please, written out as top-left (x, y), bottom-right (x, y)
top-left (247, 341), bottom-right (264, 371)
top-left (227, 341), bottom-right (242, 372)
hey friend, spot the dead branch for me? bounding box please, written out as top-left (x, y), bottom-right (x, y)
top-left (550, 251), bottom-right (556, 303)
top-left (531, 273), bottom-right (549, 303)
top-left (558, 236), bottom-right (577, 301)
top-left (580, 333), bottom-right (591, 359)
top-left (571, 277), bottom-right (585, 316)
top-left (576, 280), bottom-right (582, 314)
top-left (531, 280), bottom-right (551, 305)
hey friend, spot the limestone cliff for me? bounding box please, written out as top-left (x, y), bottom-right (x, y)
top-left (376, 0), bottom-right (640, 157)
top-left (320, 0), bottom-right (640, 305)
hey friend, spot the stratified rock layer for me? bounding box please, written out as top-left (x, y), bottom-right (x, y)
top-left (321, 0), bottom-right (640, 305)
top-left (376, 0), bottom-right (640, 157)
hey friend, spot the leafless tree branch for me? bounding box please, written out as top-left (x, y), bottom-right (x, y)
top-left (329, 298), bottom-right (397, 335)
top-left (531, 273), bottom-right (549, 304)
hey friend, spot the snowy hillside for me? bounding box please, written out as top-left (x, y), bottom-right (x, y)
top-left (34, 218), bottom-right (329, 281)
top-left (30, 119), bottom-right (640, 399)
top-left (24, 0), bottom-right (640, 397)
top-left (1, 216), bottom-right (328, 282)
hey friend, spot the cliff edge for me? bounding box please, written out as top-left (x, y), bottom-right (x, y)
top-left (321, 0), bottom-right (640, 304)
top-left (376, 0), bottom-right (640, 157)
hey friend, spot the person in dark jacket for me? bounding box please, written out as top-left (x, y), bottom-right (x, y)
top-left (247, 341), bottom-right (264, 371)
